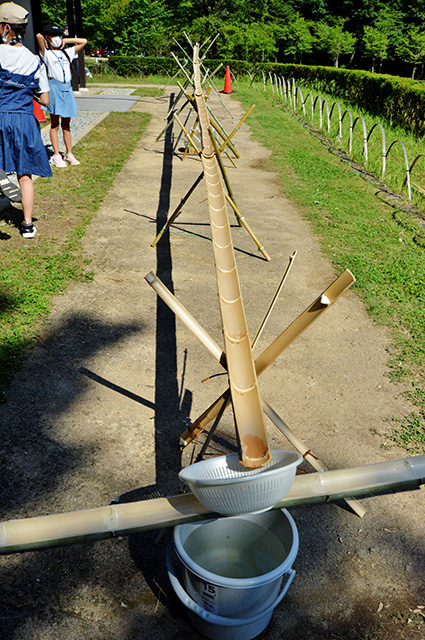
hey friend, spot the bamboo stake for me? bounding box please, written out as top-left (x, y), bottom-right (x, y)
top-left (180, 269), bottom-right (355, 444)
top-left (165, 79), bottom-right (191, 119)
top-left (193, 45), bottom-right (271, 468)
top-left (174, 113), bottom-right (200, 155)
top-left (0, 457), bottom-right (423, 554)
top-left (171, 51), bottom-right (192, 84)
top-left (261, 400), bottom-right (367, 518)
top-left (199, 33), bottom-right (219, 62)
top-left (145, 272), bottom-right (226, 367)
top-left (251, 251), bottom-right (296, 349)
top-left (219, 104), bottom-right (256, 153)
top-left (156, 61), bottom-right (189, 99)
top-left (156, 98), bottom-right (191, 142)
top-left (151, 172), bottom-right (205, 247)
top-left (224, 194), bottom-right (270, 259)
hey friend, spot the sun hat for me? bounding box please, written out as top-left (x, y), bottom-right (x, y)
top-left (0, 2), bottom-right (29, 24)
top-left (44, 24), bottom-right (64, 36)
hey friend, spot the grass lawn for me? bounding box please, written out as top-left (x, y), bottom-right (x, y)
top-left (0, 109), bottom-right (150, 398)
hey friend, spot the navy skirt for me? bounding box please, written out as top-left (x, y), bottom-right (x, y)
top-left (46, 79), bottom-right (78, 117)
top-left (0, 112), bottom-right (52, 177)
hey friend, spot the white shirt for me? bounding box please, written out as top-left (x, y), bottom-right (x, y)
top-left (41, 47), bottom-right (77, 83)
top-left (0, 44), bottom-right (49, 92)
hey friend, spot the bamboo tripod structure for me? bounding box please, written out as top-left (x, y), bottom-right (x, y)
top-left (152, 85), bottom-right (270, 258)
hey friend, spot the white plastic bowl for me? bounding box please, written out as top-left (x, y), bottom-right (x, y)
top-left (178, 449), bottom-right (303, 515)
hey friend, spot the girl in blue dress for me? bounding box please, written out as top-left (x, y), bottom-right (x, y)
top-left (0, 1), bottom-right (51, 238)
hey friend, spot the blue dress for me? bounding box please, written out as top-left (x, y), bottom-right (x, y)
top-left (0, 62), bottom-right (52, 177)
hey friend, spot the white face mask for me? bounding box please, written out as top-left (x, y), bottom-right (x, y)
top-left (51, 36), bottom-right (62, 48)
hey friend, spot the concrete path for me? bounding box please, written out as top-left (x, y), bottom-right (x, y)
top-left (0, 86), bottom-right (423, 640)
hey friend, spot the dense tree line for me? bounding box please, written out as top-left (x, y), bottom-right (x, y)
top-left (40, 0), bottom-right (425, 77)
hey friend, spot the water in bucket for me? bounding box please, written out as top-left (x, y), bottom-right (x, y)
top-left (183, 519), bottom-right (287, 579)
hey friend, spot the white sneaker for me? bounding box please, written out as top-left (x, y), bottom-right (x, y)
top-left (50, 154), bottom-right (67, 168)
top-left (65, 153), bottom-right (81, 166)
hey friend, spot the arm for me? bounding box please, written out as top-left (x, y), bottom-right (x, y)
top-left (62, 37), bottom-right (87, 54)
top-left (36, 32), bottom-right (46, 57)
top-left (37, 91), bottom-right (49, 107)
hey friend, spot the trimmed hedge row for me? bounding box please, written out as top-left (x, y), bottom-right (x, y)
top-left (87, 56), bottom-right (425, 137)
top-left (261, 63), bottom-right (425, 138)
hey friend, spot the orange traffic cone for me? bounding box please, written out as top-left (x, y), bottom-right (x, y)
top-left (220, 65), bottom-right (235, 94)
top-left (33, 99), bottom-right (48, 124)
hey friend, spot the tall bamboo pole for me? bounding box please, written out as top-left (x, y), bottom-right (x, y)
top-left (193, 45), bottom-right (271, 468)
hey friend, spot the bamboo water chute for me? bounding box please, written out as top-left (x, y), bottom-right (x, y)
top-left (0, 457), bottom-right (423, 555)
top-left (193, 44), bottom-right (271, 468)
top-left (144, 269), bottom-right (365, 517)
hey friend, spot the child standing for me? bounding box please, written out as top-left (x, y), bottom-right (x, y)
top-left (36, 25), bottom-right (87, 167)
top-left (0, 1), bottom-right (51, 238)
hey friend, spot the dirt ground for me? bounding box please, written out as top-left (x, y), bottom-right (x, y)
top-left (0, 87), bottom-right (424, 640)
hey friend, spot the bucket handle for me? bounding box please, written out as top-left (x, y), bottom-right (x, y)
top-left (166, 541), bottom-right (295, 627)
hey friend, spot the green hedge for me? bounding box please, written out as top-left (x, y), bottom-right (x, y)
top-left (260, 63), bottom-right (425, 138)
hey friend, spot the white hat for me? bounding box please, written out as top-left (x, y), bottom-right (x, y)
top-left (0, 2), bottom-right (29, 24)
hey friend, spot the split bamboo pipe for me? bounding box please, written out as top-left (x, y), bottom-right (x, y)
top-left (193, 45), bottom-right (271, 468)
top-left (0, 456), bottom-right (423, 554)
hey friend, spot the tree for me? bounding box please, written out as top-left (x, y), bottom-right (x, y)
top-left (277, 14), bottom-right (315, 63)
top-left (315, 18), bottom-right (356, 67)
top-left (363, 25), bottom-right (388, 72)
top-left (102, 0), bottom-right (170, 56)
top-left (396, 27), bottom-right (425, 78)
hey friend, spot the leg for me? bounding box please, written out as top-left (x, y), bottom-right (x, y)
top-left (17, 174), bottom-right (34, 225)
top-left (17, 174), bottom-right (36, 237)
top-left (61, 117), bottom-right (72, 155)
top-left (62, 118), bottom-right (80, 165)
top-left (49, 114), bottom-right (61, 156)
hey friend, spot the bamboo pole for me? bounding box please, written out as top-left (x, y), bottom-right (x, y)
top-left (193, 45), bottom-right (271, 468)
top-left (151, 172), bottom-right (204, 247)
top-left (219, 104), bottom-right (256, 153)
top-left (145, 272), bottom-right (226, 367)
top-left (0, 456), bottom-right (423, 554)
top-left (261, 400), bottom-right (367, 518)
top-left (251, 251), bottom-right (296, 349)
top-left (224, 193), bottom-right (270, 259)
top-left (181, 269), bottom-right (355, 444)
top-left (174, 113), bottom-right (200, 155)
